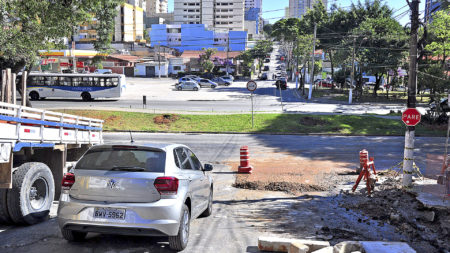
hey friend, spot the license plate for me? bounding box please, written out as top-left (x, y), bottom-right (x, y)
top-left (94, 208), bottom-right (126, 220)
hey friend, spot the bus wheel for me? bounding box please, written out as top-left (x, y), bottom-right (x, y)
top-left (29, 92), bottom-right (39, 101)
top-left (81, 92), bottom-right (91, 101)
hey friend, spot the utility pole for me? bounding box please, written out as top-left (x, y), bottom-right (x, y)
top-left (349, 37), bottom-right (356, 104)
top-left (71, 26), bottom-right (77, 73)
top-left (402, 0), bottom-right (419, 187)
top-left (158, 42), bottom-right (161, 79)
top-left (308, 23), bottom-right (317, 100)
top-left (226, 35), bottom-right (230, 76)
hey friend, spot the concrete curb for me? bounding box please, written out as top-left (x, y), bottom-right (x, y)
top-left (103, 130), bottom-right (442, 138)
top-left (257, 237), bottom-right (416, 253)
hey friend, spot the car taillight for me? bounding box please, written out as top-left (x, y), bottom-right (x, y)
top-left (154, 177), bottom-right (179, 195)
top-left (62, 172), bottom-right (75, 189)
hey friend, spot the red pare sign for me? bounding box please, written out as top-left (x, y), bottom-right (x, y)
top-left (402, 108), bottom-right (421, 126)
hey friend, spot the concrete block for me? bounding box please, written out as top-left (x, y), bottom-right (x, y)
top-left (289, 242), bottom-right (309, 253)
top-left (333, 241), bottom-right (362, 253)
top-left (311, 246), bottom-right (334, 253)
top-left (258, 237), bottom-right (293, 252)
top-left (258, 237), bottom-right (330, 253)
top-left (420, 211), bottom-right (435, 222)
top-left (294, 239), bottom-right (330, 252)
top-left (359, 241), bottom-right (416, 253)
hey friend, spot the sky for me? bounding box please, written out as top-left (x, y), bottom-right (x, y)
top-left (167, 0), bottom-right (426, 26)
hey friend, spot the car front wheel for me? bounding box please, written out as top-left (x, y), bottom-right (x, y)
top-left (193, 87), bottom-right (199, 91)
top-left (169, 204), bottom-right (190, 251)
top-left (177, 86), bottom-right (182, 91)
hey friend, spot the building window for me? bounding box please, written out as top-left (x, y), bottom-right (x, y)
top-left (174, 66), bottom-right (181, 70)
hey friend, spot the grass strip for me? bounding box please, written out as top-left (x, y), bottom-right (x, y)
top-left (57, 110), bottom-right (446, 136)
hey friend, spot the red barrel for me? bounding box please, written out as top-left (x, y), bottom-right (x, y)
top-left (238, 146), bottom-right (252, 173)
top-left (360, 149), bottom-right (368, 168)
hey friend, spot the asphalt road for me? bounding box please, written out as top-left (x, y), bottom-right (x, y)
top-left (0, 133), bottom-right (444, 253)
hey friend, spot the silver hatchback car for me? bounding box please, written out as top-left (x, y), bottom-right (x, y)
top-left (57, 143), bottom-right (214, 251)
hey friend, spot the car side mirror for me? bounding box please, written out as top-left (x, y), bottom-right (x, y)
top-left (204, 164), bottom-right (213, 171)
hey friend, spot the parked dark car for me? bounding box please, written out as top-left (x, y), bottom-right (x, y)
top-left (274, 78), bottom-right (287, 90)
top-left (263, 66), bottom-right (270, 71)
top-left (259, 73), bottom-right (268, 80)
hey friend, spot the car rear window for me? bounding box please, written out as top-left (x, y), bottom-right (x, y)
top-left (75, 148), bottom-right (166, 172)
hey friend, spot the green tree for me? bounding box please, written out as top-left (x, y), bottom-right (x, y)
top-left (263, 24), bottom-right (273, 36)
top-left (248, 40), bottom-right (273, 73)
top-left (425, 10), bottom-right (450, 66)
top-left (353, 17), bottom-right (408, 96)
top-left (199, 48), bottom-right (217, 73)
top-left (0, 0), bottom-right (123, 72)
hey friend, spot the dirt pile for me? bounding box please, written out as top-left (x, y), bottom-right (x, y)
top-left (233, 179), bottom-right (326, 193)
top-left (153, 114), bottom-right (179, 125)
top-left (339, 176), bottom-right (450, 252)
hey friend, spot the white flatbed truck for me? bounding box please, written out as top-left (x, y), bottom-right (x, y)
top-left (0, 101), bottom-right (103, 225)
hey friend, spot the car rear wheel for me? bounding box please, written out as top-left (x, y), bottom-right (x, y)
top-left (169, 204), bottom-right (190, 251)
top-left (61, 228), bottom-right (87, 242)
top-left (211, 85), bottom-right (216, 89)
top-left (177, 86), bottom-right (182, 91)
top-left (193, 87), bottom-right (199, 91)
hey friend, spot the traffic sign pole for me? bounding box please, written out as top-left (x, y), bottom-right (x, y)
top-left (247, 81), bottom-right (257, 128)
top-left (403, 0), bottom-right (419, 187)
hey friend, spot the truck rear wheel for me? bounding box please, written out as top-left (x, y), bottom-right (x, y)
top-left (0, 189), bottom-right (12, 224)
top-left (7, 162), bottom-right (55, 225)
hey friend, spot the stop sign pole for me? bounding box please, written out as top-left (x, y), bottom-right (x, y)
top-left (403, 0), bottom-right (419, 187)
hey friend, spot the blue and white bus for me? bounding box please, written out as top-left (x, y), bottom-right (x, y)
top-left (26, 73), bottom-right (126, 101)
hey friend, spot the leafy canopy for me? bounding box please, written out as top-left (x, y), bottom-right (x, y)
top-left (0, 0), bottom-right (123, 72)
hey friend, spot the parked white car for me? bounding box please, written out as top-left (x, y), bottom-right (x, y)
top-left (176, 81), bottom-right (201, 91)
top-left (220, 75), bottom-right (234, 83)
top-left (197, 79), bottom-right (218, 88)
top-left (58, 143), bottom-right (214, 251)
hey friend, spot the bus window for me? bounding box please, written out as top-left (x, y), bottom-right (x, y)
top-left (61, 77), bottom-right (71, 86)
top-left (47, 76), bottom-right (58, 86)
top-left (72, 77), bottom-right (80, 86)
top-left (82, 77), bottom-right (88, 86)
top-left (34, 76), bottom-right (46, 86)
top-left (105, 77), bottom-right (119, 87)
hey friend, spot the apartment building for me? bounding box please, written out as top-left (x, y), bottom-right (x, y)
top-left (289, 0), bottom-right (327, 18)
top-left (146, 0), bottom-right (169, 15)
top-left (245, 0), bottom-right (261, 9)
top-left (77, 2), bottom-right (145, 43)
top-left (174, 0), bottom-right (245, 31)
top-left (150, 23), bottom-right (247, 52)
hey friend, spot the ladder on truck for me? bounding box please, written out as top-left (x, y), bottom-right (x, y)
top-left (0, 101), bottom-right (103, 225)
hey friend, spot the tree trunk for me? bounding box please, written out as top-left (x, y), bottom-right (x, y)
top-left (329, 50), bottom-right (334, 78)
top-left (373, 74), bottom-right (381, 97)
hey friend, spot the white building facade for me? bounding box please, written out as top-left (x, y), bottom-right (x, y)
top-left (146, 0), bottom-right (168, 15)
top-left (289, 0), bottom-right (327, 18)
top-left (245, 0), bottom-right (261, 9)
top-left (174, 0), bottom-right (245, 31)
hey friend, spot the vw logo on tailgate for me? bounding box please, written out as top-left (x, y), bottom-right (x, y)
top-left (107, 179), bottom-right (117, 189)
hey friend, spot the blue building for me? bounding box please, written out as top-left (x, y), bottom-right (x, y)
top-left (244, 8), bottom-right (261, 34)
top-left (150, 24), bottom-right (247, 52)
top-left (424, 0), bottom-right (442, 23)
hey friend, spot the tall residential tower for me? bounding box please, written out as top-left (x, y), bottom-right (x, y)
top-left (174, 0), bottom-right (245, 31)
top-left (289, 0), bottom-right (327, 18)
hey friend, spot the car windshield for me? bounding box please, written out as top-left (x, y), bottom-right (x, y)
top-left (75, 148), bottom-right (166, 172)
